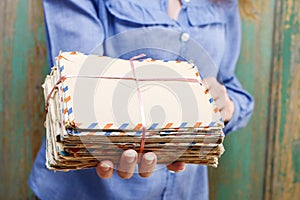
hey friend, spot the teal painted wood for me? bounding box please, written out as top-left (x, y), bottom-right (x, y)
top-left (0, 0), bottom-right (47, 199)
top-left (208, 1), bottom-right (275, 199)
top-left (0, 0), bottom-right (299, 199)
top-left (265, 0), bottom-right (300, 199)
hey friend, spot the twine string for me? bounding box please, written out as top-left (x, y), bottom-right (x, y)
top-left (129, 54), bottom-right (147, 162)
top-left (45, 78), bottom-right (62, 113)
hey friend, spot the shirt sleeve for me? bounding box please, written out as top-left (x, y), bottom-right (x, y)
top-left (220, 2), bottom-right (254, 134)
top-left (43, 0), bottom-right (104, 67)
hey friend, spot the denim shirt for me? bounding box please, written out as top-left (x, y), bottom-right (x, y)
top-left (29, 0), bottom-right (254, 199)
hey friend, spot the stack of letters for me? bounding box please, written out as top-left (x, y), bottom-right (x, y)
top-left (43, 52), bottom-right (225, 171)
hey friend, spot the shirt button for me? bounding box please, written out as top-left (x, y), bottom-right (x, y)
top-left (181, 33), bottom-right (190, 42)
top-left (184, 0), bottom-right (191, 3)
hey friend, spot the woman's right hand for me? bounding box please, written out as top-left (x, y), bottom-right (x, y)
top-left (96, 149), bottom-right (185, 179)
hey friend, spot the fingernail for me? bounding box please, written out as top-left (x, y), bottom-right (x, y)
top-left (125, 150), bottom-right (136, 163)
top-left (168, 168), bottom-right (184, 173)
top-left (177, 165), bottom-right (186, 172)
top-left (144, 154), bottom-right (155, 165)
top-left (100, 162), bottom-right (111, 171)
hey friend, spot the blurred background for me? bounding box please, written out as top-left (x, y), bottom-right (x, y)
top-left (0, 0), bottom-right (299, 199)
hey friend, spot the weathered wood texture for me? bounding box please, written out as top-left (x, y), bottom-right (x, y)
top-left (0, 0), bottom-right (47, 199)
top-left (208, 1), bottom-right (276, 199)
top-left (265, 0), bottom-right (300, 199)
top-left (0, 0), bottom-right (299, 200)
top-left (209, 0), bottom-right (300, 199)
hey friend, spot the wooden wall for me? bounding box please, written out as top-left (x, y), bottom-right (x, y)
top-left (264, 0), bottom-right (300, 199)
top-left (0, 0), bottom-right (299, 199)
top-left (0, 0), bottom-right (47, 199)
top-left (209, 0), bottom-right (300, 199)
top-left (209, 0), bottom-right (274, 199)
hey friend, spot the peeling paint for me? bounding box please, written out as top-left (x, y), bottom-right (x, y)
top-left (209, 0), bottom-right (275, 199)
top-left (0, 0), bottom-right (299, 199)
top-left (265, 0), bottom-right (300, 199)
top-left (0, 0), bottom-right (46, 199)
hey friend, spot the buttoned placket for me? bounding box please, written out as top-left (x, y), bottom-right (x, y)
top-left (162, 168), bottom-right (176, 200)
top-left (161, 7), bottom-right (192, 198)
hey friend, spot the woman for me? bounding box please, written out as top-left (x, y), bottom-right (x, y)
top-left (29, 0), bottom-right (254, 199)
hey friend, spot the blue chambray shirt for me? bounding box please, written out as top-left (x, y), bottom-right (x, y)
top-left (29, 0), bottom-right (254, 199)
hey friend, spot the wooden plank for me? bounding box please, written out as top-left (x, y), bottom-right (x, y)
top-left (0, 1), bottom-right (298, 199)
top-left (265, 0), bottom-right (300, 199)
top-left (0, 0), bottom-right (47, 199)
top-left (208, 1), bottom-right (275, 199)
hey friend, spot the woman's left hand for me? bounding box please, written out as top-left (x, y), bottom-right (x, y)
top-left (203, 77), bottom-right (235, 122)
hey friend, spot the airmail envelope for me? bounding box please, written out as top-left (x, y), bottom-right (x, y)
top-left (55, 52), bottom-right (223, 133)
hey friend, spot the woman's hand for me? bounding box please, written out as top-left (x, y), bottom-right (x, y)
top-left (203, 77), bottom-right (235, 122)
top-left (96, 150), bottom-right (185, 179)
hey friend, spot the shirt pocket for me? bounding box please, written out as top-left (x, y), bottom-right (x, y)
top-left (187, 5), bottom-right (225, 27)
top-left (104, 0), bottom-right (174, 27)
top-left (186, 5), bottom-right (226, 68)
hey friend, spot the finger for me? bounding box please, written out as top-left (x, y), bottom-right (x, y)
top-left (117, 149), bottom-right (138, 179)
top-left (211, 86), bottom-right (226, 100)
top-left (203, 79), bottom-right (225, 100)
top-left (215, 95), bottom-right (234, 121)
top-left (214, 97), bottom-right (226, 120)
top-left (224, 96), bottom-right (235, 122)
top-left (215, 98), bottom-right (226, 111)
top-left (138, 152), bottom-right (157, 178)
top-left (96, 160), bottom-right (114, 179)
top-left (202, 78), bottom-right (212, 90)
top-left (203, 77), bottom-right (217, 89)
top-left (167, 162), bottom-right (185, 173)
